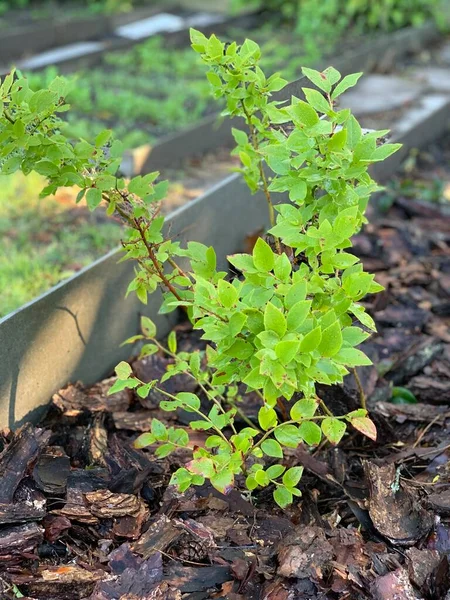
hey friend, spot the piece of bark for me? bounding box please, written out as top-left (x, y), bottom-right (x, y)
top-left (409, 375), bottom-right (450, 404)
top-left (42, 515), bottom-right (71, 542)
top-left (54, 487), bottom-right (99, 525)
top-left (364, 462), bottom-right (433, 545)
top-left (90, 544), bottom-right (163, 600)
top-left (133, 515), bottom-right (181, 559)
top-left (52, 381), bottom-right (131, 416)
top-left (113, 410), bottom-right (155, 432)
top-left (375, 402), bottom-right (450, 424)
top-left (163, 565), bottom-right (231, 593)
top-left (85, 489), bottom-right (147, 519)
top-left (13, 565), bottom-right (105, 600)
top-left (33, 447), bottom-right (70, 495)
top-left (88, 376), bottom-right (132, 412)
top-left (406, 548), bottom-right (445, 591)
top-left (277, 526), bottom-right (334, 580)
top-left (0, 424), bottom-right (51, 503)
top-left (371, 567), bottom-right (422, 600)
top-left (385, 337), bottom-right (443, 384)
top-left (105, 435), bottom-right (158, 496)
top-left (427, 489), bottom-right (450, 516)
top-left (112, 503), bottom-right (149, 540)
top-left (88, 415), bottom-right (108, 466)
top-left (0, 522), bottom-right (44, 556)
top-left (0, 502), bottom-right (45, 525)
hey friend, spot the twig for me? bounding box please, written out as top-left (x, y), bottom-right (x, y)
top-left (352, 367), bottom-right (366, 411)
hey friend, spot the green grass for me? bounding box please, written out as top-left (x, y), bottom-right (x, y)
top-left (0, 172), bottom-right (122, 317)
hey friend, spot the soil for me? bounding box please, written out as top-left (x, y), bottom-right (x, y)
top-left (0, 130), bottom-right (449, 599)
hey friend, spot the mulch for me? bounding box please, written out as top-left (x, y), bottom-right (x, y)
top-left (0, 140), bottom-right (449, 600)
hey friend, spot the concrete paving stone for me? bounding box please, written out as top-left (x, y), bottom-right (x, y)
top-left (19, 41), bottom-right (104, 70)
top-left (184, 12), bottom-right (225, 27)
top-left (394, 94), bottom-right (449, 136)
top-left (412, 67), bottom-right (450, 93)
top-left (115, 13), bottom-right (184, 40)
top-left (339, 74), bottom-right (425, 116)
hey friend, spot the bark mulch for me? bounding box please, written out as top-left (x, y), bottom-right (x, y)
top-left (0, 143), bottom-right (450, 600)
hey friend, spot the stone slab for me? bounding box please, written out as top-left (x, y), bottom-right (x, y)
top-left (340, 74), bottom-right (425, 116)
top-left (19, 41), bottom-right (105, 70)
top-left (115, 13), bottom-right (184, 40)
top-left (412, 67), bottom-right (450, 93)
top-left (438, 42), bottom-right (450, 66)
top-left (184, 12), bottom-right (225, 28)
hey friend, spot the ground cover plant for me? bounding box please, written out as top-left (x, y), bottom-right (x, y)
top-left (0, 29), bottom-right (401, 506)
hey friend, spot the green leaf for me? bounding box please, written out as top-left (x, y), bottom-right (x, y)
top-left (285, 281), bottom-right (307, 308)
top-left (266, 464), bottom-right (286, 479)
top-left (141, 316), bottom-right (156, 338)
top-left (176, 392), bottom-right (201, 412)
top-left (302, 88), bottom-right (330, 113)
top-left (298, 421), bottom-right (322, 445)
top-left (253, 237), bottom-right (275, 272)
top-left (282, 466), bottom-right (303, 488)
top-left (232, 128), bottom-right (248, 145)
top-left (246, 474), bottom-right (258, 490)
top-left (254, 469), bottom-right (270, 487)
top-left (334, 347), bottom-right (372, 366)
top-left (301, 67), bottom-right (332, 93)
top-left (134, 432), bottom-right (156, 448)
top-left (258, 406), bottom-right (277, 431)
top-left (151, 418), bottom-right (167, 440)
top-left (299, 326), bottom-right (322, 352)
top-left (108, 378), bottom-right (134, 394)
top-left (243, 367), bottom-right (267, 389)
top-left (190, 420), bottom-right (212, 430)
top-left (115, 361), bottom-right (132, 379)
top-left (218, 279), bottom-right (239, 308)
top-left (289, 180), bottom-right (307, 203)
top-left (391, 387), bottom-right (417, 405)
top-left (290, 99), bottom-right (319, 127)
top-left (318, 321), bottom-right (343, 357)
top-left (287, 300), bottom-right (311, 331)
top-left (210, 470), bottom-right (234, 494)
top-left (331, 72), bottom-right (363, 99)
top-left (321, 417), bottom-right (346, 444)
top-left (264, 303), bottom-right (287, 337)
top-left (168, 331), bottom-right (177, 353)
top-left (370, 143), bottom-right (402, 162)
top-left (86, 188), bottom-right (102, 210)
top-left (273, 485), bottom-right (293, 508)
top-left (274, 424), bottom-right (302, 448)
top-left (155, 443), bottom-right (175, 458)
top-left (261, 439), bottom-right (283, 458)
top-left (274, 253), bottom-right (291, 281)
top-left (95, 129), bottom-right (112, 147)
top-left (290, 398), bottom-right (318, 420)
top-left (328, 128), bottom-right (348, 152)
top-left (275, 340), bottom-right (300, 365)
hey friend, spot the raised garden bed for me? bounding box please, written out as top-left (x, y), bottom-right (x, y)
top-left (0, 124), bottom-right (449, 598)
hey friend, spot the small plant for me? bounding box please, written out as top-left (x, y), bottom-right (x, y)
top-left (0, 31), bottom-right (399, 507)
